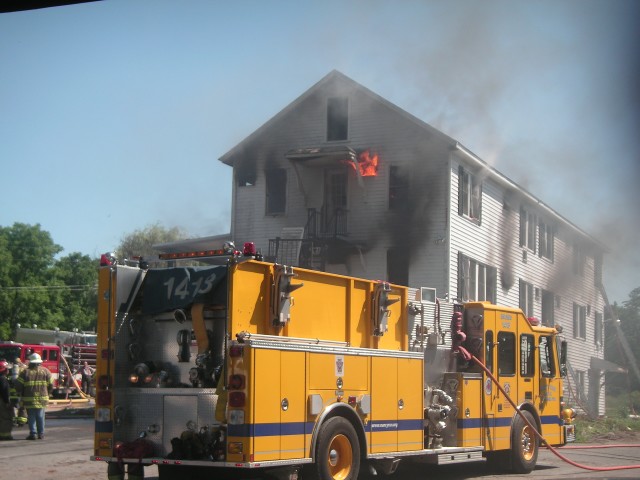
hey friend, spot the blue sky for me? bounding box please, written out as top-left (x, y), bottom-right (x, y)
top-left (1, 0), bottom-right (638, 303)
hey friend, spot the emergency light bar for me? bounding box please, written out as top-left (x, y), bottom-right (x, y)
top-left (158, 249), bottom-right (229, 260)
top-left (157, 242), bottom-right (261, 261)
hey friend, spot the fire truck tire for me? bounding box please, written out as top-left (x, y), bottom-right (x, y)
top-left (313, 416), bottom-right (360, 480)
top-left (510, 411), bottom-right (538, 473)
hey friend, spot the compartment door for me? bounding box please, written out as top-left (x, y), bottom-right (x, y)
top-left (370, 356), bottom-right (398, 453)
top-left (397, 357), bottom-right (423, 451)
top-left (280, 350), bottom-right (306, 460)
top-left (254, 349), bottom-right (282, 461)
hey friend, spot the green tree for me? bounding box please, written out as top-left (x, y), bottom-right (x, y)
top-left (51, 252), bottom-right (98, 332)
top-left (116, 223), bottom-right (188, 261)
top-left (0, 223), bottom-right (62, 338)
top-left (605, 287), bottom-right (640, 394)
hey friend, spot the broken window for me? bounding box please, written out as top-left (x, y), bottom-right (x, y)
top-left (327, 97), bottom-right (348, 141)
top-left (389, 165), bottom-right (409, 210)
top-left (265, 168), bottom-right (287, 215)
top-left (458, 166), bottom-right (482, 222)
top-left (541, 289), bottom-right (555, 327)
top-left (235, 157), bottom-right (257, 187)
top-left (387, 248), bottom-right (409, 286)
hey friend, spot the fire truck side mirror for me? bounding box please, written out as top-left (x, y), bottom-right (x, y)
top-left (372, 282), bottom-right (399, 337)
top-left (271, 265), bottom-right (303, 327)
top-left (559, 340), bottom-right (568, 378)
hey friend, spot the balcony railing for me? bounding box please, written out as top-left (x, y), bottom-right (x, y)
top-left (268, 238), bottom-right (327, 270)
top-left (307, 207), bottom-right (348, 238)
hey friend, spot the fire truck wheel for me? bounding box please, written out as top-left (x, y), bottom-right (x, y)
top-left (314, 416), bottom-right (360, 480)
top-left (511, 411), bottom-right (538, 473)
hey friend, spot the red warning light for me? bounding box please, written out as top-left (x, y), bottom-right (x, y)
top-left (243, 242), bottom-right (256, 256)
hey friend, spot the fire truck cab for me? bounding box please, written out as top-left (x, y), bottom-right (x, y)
top-left (0, 342), bottom-right (62, 387)
top-left (92, 245), bottom-right (574, 480)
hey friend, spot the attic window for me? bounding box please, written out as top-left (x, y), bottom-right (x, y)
top-left (327, 97), bottom-right (348, 141)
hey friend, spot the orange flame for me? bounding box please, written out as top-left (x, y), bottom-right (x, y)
top-left (358, 150), bottom-right (379, 177)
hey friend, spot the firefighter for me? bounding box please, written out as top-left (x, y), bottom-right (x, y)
top-left (16, 353), bottom-right (53, 440)
top-left (0, 360), bottom-right (13, 440)
top-left (10, 357), bottom-right (27, 425)
top-left (76, 361), bottom-right (95, 395)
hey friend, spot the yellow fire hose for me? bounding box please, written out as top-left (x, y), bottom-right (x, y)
top-left (49, 354), bottom-right (93, 405)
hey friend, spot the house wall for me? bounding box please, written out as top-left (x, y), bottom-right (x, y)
top-left (231, 82), bottom-right (452, 293)
top-left (448, 153), bottom-right (605, 415)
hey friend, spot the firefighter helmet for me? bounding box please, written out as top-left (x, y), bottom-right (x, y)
top-left (0, 360), bottom-right (7, 373)
top-left (28, 353), bottom-right (43, 364)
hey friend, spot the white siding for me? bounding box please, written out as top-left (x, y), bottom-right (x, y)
top-left (447, 154), bottom-right (605, 415)
top-left (225, 73), bottom-right (607, 416)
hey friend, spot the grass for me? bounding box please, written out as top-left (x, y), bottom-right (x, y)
top-left (575, 416), bottom-right (640, 443)
top-left (573, 392), bottom-right (640, 443)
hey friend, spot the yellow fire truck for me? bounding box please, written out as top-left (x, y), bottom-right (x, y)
top-left (91, 244), bottom-right (575, 480)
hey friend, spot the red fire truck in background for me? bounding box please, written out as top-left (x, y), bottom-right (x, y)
top-left (0, 341), bottom-right (64, 395)
top-left (0, 327), bottom-right (97, 397)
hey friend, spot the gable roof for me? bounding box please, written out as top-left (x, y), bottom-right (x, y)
top-left (218, 70), bottom-right (457, 166)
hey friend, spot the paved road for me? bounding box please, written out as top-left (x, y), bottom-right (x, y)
top-left (2, 418), bottom-right (639, 480)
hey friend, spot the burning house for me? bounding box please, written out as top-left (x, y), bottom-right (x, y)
top-left (164, 71), bottom-right (609, 415)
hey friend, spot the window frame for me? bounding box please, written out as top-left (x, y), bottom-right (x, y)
top-left (485, 330), bottom-right (494, 374)
top-left (575, 370), bottom-right (586, 401)
top-left (539, 335), bottom-right (556, 378)
top-left (387, 248), bottom-right (409, 286)
top-left (519, 279), bottom-right (534, 318)
top-left (573, 302), bottom-right (587, 339)
top-left (498, 331), bottom-right (516, 377)
top-left (327, 96), bottom-right (349, 142)
top-left (594, 312), bottom-right (603, 347)
top-left (265, 168), bottom-right (287, 216)
top-left (458, 166), bottom-right (482, 223)
top-left (520, 334), bottom-right (535, 378)
top-left (541, 289), bottom-right (555, 327)
top-left (538, 219), bottom-right (554, 261)
top-left (520, 206), bottom-right (537, 253)
top-left (458, 252), bottom-right (496, 303)
top-left (573, 243), bottom-right (586, 276)
top-left (388, 165), bottom-right (409, 210)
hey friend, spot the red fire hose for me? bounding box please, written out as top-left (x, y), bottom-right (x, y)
top-left (466, 352), bottom-right (640, 472)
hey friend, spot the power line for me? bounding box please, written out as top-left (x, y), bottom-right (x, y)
top-left (0, 284), bottom-right (97, 292)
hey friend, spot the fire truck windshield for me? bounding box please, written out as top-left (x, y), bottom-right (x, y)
top-left (0, 346), bottom-right (21, 362)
